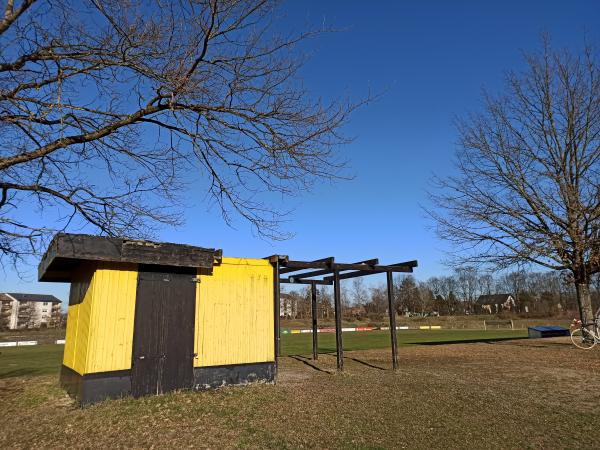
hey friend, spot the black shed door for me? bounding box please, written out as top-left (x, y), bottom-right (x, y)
top-left (131, 268), bottom-right (197, 397)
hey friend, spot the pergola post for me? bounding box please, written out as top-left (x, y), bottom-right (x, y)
top-left (386, 271), bottom-right (399, 371)
top-left (333, 268), bottom-right (343, 371)
top-left (311, 282), bottom-right (318, 360)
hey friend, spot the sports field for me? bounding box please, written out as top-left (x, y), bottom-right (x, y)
top-left (1, 331), bottom-right (598, 449)
top-left (282, 328), bottom-right (526, 354)
top-left (0, 329), bottom-right (526, 378)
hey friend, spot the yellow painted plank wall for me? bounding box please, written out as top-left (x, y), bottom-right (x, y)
top-left (195, 257), bottom-right (274, 367)
top-left (85, 262), bottom-right (138, 374)
top-left (63, 262), bottom-right (138, 375)
top-left (63, 263), bottom-right (95, 375)
top-left (62, 303), bottom-right (80, 371)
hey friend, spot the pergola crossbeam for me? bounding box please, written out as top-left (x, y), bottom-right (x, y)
top-left (322, 263), bottom-right (415, 282)
top-left (279, 257), bottom-right (334, 274)
top-left (288, 258), bottom-right (379, 281)
top-left (280, 277), bottom-right (332, 285)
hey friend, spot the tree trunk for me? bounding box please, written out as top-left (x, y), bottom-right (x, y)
top-left (575, 283), bottom-right (595, 327)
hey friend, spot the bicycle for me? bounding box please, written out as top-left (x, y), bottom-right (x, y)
top-left (570, 318), bottom-right (600, 350)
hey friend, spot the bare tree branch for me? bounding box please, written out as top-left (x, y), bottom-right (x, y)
top-left (0, 0), bottom-right (363, 266)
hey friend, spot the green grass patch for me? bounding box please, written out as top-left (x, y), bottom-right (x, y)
top-left (0, 330), bottom-right (527, 380)
top-left (281, 329), bottom-right (527, 356)
top-left (0, 344), bottom-right (63, 379)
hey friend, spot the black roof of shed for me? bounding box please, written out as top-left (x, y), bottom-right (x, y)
top-left (39, 233), bottom-right (221, 282)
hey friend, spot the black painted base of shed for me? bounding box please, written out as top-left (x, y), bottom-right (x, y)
top-left (193, 362), bottom-right (276, 389)
top-left (60, 365), bottom-right (132, 405)
top-left (60, 362), bottom-right (276, 405)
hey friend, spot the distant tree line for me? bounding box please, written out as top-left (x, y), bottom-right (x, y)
top-left (282, 268), bottom-right (600, 321)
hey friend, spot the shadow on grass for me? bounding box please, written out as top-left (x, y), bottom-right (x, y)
top-left (288, 355), bottom-right (334, 374)
top-left (411, 336), bottom-right (529, 346)
top-left (288, 352), bottom-right (387, 371)
top-left (344, 356), bottom-right (387, 371)
top-left (488, 340), bottom-right (574, 349)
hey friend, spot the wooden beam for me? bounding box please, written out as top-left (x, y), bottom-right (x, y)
top-left (288, 268), bottom-right (334, 280)
top-left (263, 254), bottom-right (288, 264)
top-left (387, 271), bottom-right (399, 371)
top-left (311, 283), bottom-right (318, 361)
top-left (334, 263), bottom-right (414, 272)
top-left (323, 264), bottom-right (414, 282)
top-left (279, 257), bottom-right (334, 274)
top-left (327, 269), bottom-right (389, 281)
top-left (273, 259), bottom-right (281, 360)
top-left (290, 258), bottom-right (378, 281)
top-left (310, 257), bottom-right (336, 263)
top-left (333, 269), bottom-right (343, 371)
top-left (390, 260), bottom-right (418, 268)
top-left (280, 278), bottom-right (332, 286)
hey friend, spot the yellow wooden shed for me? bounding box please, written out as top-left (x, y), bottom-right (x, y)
top-left (39, 234), bottom-right (275, 404)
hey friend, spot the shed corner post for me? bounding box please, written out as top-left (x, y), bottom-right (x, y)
top-left (311, 282), bottom-right (318, 360)
top-left (273, 259), bottom-right (281, 360)
top-left (333, 268), bottom-right (343, 371)
top-left (386, 270), bottom-right (399, 371)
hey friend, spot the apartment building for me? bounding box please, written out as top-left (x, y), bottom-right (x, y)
top-left (0, 293), bottom-right (62, 329)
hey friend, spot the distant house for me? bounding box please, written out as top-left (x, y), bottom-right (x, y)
top-left (476, 294), bottom-right (515, 314)
top-left (0, 293), bottom-right (62, 329)
top-left (280, 293), bottom-right (298, 319)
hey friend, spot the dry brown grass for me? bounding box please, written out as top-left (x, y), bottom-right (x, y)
top-left (1, 338), bottom-right (599, 449)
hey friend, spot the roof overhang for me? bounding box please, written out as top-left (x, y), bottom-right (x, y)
top-left (39, 233), bottom-right (222, 282)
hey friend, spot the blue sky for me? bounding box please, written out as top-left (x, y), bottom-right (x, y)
top-left (3, 0), bottom-right (600, 303)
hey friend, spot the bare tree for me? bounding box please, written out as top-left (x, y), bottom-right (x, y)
top-left (317, 286), bottom-right (333, 319)
top-left (398, 275), bottom-right (420, 314)
top-left (425, 275), bottom-right (460, 315)
top-left (454, 266), bottom-right (479, 312)
top-left (478, 273), bottom-right (494, 296)
top-left (429, 39), bottom-right (600, 326)
top-left (365, 284), bottom-right (387, 316)
top-left (496, 270), bottom-right (526, 302)
top-left (350, 277), bottom-right (368, 306)
top-left (0, 0), bottom-right (360, 267)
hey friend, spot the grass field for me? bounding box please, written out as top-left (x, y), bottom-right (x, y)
top-left (1, 331), bottom-right (598, 448)
top-left (282, 328), bottom-right (527, 355)
top-left (0, 314), bottom-right (571, 345)
top-left (280, 315), bottom-right (572, 330)
top-left (0, 330), bottom-right (527, 379)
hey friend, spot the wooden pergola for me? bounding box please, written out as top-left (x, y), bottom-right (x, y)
top-left (265, 256), bottom-right (418, 371)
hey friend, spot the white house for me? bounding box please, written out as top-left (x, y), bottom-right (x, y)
top-left (476, 294), bottom-right (516, 314)
top-left (279, 293), bottom-right (298, 318)
top-left (0, 293), bottom-right (62, 329)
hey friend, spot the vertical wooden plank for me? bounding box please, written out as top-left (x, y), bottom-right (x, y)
top-left (161, 272), bottom-right (195, 393)
top-left (333, 269), bottom-right (343, 371)
top-left (311, 283), bottom-right (318, 360)
top-left (273, 259), bottom-right (281, 359)
top-left (387, 271), bottom-right (399, 371)
top-left (131, 271), bottom-right (162, 397)
top-left (87, 262), bottom-right (137, 373)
